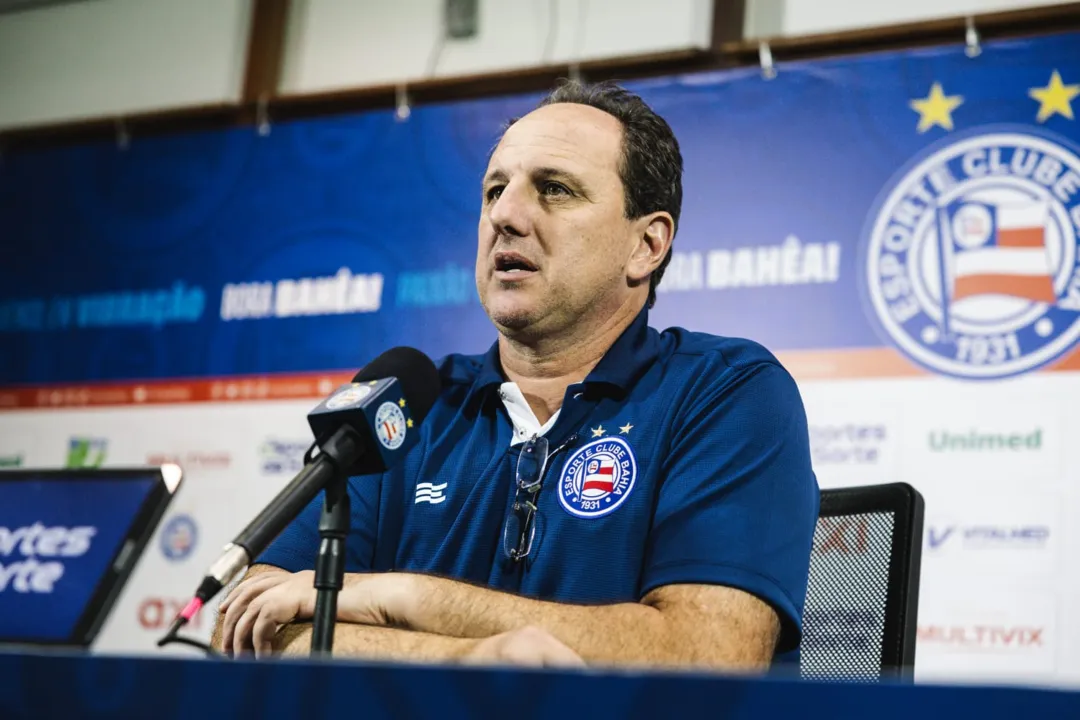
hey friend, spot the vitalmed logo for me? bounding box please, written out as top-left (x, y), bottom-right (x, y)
top-left (918, 624), bottom-right (1044, 650)
top-left (927, 525), bottom-right (1049, 551)
top-left (0, 523), bottom-right (96, 593)
top-left (809, 424), bottom-right (886, 465)
top-left (66, 437), bottom-right (107, 468)
top-left (259, 438), bottom-right (308, 475)
top-left (928, 428), bottom-right (1042, 452)
top-left (147, 451), bottom-right (231, 471)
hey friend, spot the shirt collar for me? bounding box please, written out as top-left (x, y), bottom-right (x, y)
top-left (470, 306), bottom-right (658, 397)
top-left (580, 306), bottom-right (658, 390)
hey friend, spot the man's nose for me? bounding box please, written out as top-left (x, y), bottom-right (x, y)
top-left (487, 182), bottom-right (533, 238)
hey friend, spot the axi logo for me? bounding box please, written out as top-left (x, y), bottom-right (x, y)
top-left (927, 525), bottom-right (1049, 550)
top-left (918, 625), bottom-right (1043, 649)
top-left (814, 517), bottom-right (871, 554)
top-left (66, 437), bottom-right (107, 468)
top-left (138, 596), bottom-right (204, 630)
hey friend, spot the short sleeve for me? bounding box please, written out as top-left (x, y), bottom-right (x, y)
top-left (641, 360), bottom-right (818, 654)
top-left (255, 473), bottom-right (384, 573)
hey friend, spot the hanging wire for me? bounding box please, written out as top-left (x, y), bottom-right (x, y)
top-left (256, 94), bottom-right (271, 137)
top-left (759, 41), bottom-right (777, 80)
top-left (964, 16), bottom-right (982, 58)
top-left (115, 117), bottom-right (130, 150)
top-left (425, 2), bottom-right (449, 77)
top-left (395, 84), bottom-right (412, 122)
top-left (541, 0), bottom-right (558, 65)
top-left (563, 0), bottom-right (588, 85)
top-left (574, 0), bottom-right (588, 61)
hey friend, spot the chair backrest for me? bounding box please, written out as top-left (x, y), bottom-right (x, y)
top-left (798, 483), bottom-right (925, 682)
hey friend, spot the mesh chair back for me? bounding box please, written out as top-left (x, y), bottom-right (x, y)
top-left (799, 483), bottom-right (924, 682)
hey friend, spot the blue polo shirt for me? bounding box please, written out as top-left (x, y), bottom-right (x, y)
top-left (258, 309), bottom-right (818, 655)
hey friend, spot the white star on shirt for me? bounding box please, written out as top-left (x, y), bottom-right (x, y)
top-left (619, 423), bottom-right (633, 435)
top-left (591, 426), bottom-right (605, 438)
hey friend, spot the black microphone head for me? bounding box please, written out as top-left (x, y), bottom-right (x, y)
top-left (352, 347), bottom-right (441, 423)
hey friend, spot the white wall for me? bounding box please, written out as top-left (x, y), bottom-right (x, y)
top-left (0, 0), bottom-right (1073, 130)
top-left (0, 0), bottom-right (252, 131)
top-left (743, 0), bottom-right (1075, 38)
top-left (279, 0), bottom-right (714, 96)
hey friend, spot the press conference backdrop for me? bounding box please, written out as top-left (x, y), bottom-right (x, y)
top-left (1, 31), bottom-right (1079, 685)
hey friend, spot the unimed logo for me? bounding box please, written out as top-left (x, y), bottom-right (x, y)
top-left (928, 428), bottom-right (1043, 452)
top-left (918, 625), bottom-right (1044, 649)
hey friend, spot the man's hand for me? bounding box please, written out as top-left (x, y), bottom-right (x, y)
top-left (218, 570), bottom-right (410, 657)
top-left (218, 570), bottom-right (317, 658)
top-left (461, 627), bottom-right (586, 668)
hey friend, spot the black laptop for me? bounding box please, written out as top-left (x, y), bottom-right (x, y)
top-left (0, 466), bottom-right (182, 648)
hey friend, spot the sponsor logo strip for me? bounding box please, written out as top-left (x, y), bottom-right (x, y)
top-left (3, 341), bottom-right (1080, 411)
top-left (0, 371), bottom-right (354, 410)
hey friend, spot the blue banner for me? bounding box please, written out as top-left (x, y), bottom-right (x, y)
top-left (1, 32), bottom-right (1078, 384)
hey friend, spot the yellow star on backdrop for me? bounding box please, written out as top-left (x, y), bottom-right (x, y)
top-left (909, 83), bottom-right (964, 133)
top-left (406, 418), bottom-right (414, 428)
top-left (1029, 70), bottom-right (1079, 122)
top-left (398, 398), bottom-right (406, 407)
top-left (619, 423), bottom-right (634, 435)
top-left (591, 426), bottom-right (605, 438)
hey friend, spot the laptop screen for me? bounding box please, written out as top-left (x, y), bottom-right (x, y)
top-left (0, 470), bottom-right (176, 645)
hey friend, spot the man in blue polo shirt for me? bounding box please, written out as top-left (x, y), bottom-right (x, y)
top-left (214, 80), bottom-right (818, 670)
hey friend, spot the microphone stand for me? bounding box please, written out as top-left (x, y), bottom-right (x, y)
top-left (310, 474), bottom-right (350, 655)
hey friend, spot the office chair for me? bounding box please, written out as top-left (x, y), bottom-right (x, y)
top-left (799, 482), bottom-right (925, 682)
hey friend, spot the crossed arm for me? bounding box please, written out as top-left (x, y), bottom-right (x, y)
top-left (211, 564), bottom-right (780, 670)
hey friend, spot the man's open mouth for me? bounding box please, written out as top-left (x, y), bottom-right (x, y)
top-left (494, 252), bottom-right (539, 274)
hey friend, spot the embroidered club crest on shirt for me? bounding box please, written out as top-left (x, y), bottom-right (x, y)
top-left (558, 435), bottom-right (637, 518)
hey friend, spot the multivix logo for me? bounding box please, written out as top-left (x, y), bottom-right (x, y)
top-left (928, 428), bottom-right (1042, 451)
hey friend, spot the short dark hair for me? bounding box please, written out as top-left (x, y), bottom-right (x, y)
top-left (509, 79), bottom-right (683, 308)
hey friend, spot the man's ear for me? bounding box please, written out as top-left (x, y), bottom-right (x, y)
top-left (628, 212), bottom-right (675, 283)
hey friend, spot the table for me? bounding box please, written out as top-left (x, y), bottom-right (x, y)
top-left (2, 650), bottom-right (1079, 718)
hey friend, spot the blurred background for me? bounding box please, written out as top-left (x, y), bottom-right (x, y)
top-left (1, 0), bottom-right (1079, 687)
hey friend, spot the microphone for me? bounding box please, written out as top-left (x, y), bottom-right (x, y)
top-left (172, 347), bottom-right (441, 631)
